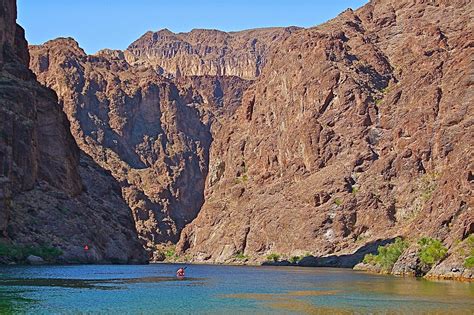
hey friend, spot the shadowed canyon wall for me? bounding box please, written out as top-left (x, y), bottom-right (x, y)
top-left (0, 0), bottom-right (146, 263)
top-left (30, 38), bottom-right (252, 254)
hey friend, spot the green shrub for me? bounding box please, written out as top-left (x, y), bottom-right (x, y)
top-left (362, 253), bottom-right (377, 265)
top-left (234, 174), bottom-right (249, 184)
top-left (351, 186), bottom-right (360, 194)
top-left (234, 251), bottom-right (249, 260)
top-left (418, 237), bottom-right (447, 267)
top-left (266, 253), bottom-right (280, 262)
top-left (334, 198), bottom-right (342, 206)
top-left (0, 243), bottom-right (62, 262)
top-left (362, 238), bottom-right (408, 271)
top-left (463, 234), bottom-right (474, 268)
top-left (464, 256), bottom-right (474, 268)
top-left (0, 243), bottom-right (24, 260)
top-left (289, 256), bottom-right (301, 264)
top-left (380, 86), bottom-right (390, 94)
top-left (164, 247), bottom-right (179, 260)
top-left (28, 245), bottom-right (63, 261)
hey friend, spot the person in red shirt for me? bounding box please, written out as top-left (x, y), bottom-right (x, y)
top-left (176, 267), bottom-right (185, 278)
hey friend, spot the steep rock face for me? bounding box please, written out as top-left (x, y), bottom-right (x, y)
top-left (29, 40), bottom-right (251, 251)
top-left (126, 27), bottom-right (299, 80)
top-left (28, 0), bottom-right (472, 270)
top-left (0, 0), bottom-right (146, 263)
top-left (177, 0), bottom-right (473, 263)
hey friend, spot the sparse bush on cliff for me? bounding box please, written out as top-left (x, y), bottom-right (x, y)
top-left (418, 237), bottom-right (447, 267)
top-left (419, 173), bottom-right (439, 202)
top-left (362, 238), bottom-right (408, 271)
top-left (351, 186), bottom-right (359, 194)
top-left (289, 256), bottom-right (301, 264)
top-left (266, 253), bottom-right (280, 262)
top-left (465, 256), bottom-right (474, 268)
top-left (234, 251), bottom-right (249, 260)
top-left (164, 247), bottom-right (179, 261)
top-left (362, 253), bottom-right (377, 265)
top-left (463, 235), bottom-right (474, 268)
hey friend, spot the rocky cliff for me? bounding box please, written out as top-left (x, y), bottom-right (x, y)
top-left (29, 39), bottom-right (251, 254)
top-left (177, 0), bottom-right (473, 265)
top-left (126, 27), bottom-right (299, 80)
top-left (28, 0), bottom-right (472, 276)
top-left (0, 0), bottom-right (146, 263)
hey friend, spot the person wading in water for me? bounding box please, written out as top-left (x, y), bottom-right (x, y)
top-left (176, 267), bottom-right (186, 278)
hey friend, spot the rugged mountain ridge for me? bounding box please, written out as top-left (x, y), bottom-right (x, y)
top-left (0, 0), bottom-right (146, 263)
top-left (28, 0), bottom-right (472, 278)
top-left (126, 27), bottom-right (300, 80)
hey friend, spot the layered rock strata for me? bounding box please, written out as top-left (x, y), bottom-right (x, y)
top-left (126, 27), bottom-right (299, 80)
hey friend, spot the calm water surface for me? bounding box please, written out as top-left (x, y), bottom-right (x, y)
top-left (0, 264), bottom-right (473, 314)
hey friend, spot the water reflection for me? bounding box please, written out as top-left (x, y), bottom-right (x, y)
top-left (0, 275), bottom-right (207, 313)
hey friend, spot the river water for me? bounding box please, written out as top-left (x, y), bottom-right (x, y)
top-left (0, 264), bottom-right (473, 314)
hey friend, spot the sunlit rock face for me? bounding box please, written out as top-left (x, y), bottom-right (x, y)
top-left (177, 0), bottom-right (473, 263)
top-left (125, 27), bottom-right (300, 80)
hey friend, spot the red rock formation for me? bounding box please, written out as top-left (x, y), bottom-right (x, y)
top-left (28, 0), bottom-right (472, 275)
top-left (29, 39), bottom-right (252, 253)
top-left (0, 0), bottom-right (146, 263)
top-left (177, 0), bottom-right (473, 264)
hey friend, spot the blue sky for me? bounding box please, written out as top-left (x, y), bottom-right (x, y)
top-left (18, 0), bottom-right (368, 54)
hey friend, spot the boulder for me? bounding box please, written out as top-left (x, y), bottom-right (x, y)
top-left (353, 262), bottom-right (383, 274)
top-left (26, 255), bottom-right (45, 265)
top-left (391, 246), bottom-right (428, 277)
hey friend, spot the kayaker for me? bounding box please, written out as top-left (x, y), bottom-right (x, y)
top-left (176, 267), bottom-right (185, 278)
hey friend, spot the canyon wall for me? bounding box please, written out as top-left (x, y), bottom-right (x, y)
top-left (126, 27), bottom-right (299, 80)
top-left (177, 0), bottom-right (473, 262)
top-left (0, 0), bottom-right (146, 263)
top-left (29, 0), bottom-right (473, 269)
top-left (30, 39), bottom-right (252, 254)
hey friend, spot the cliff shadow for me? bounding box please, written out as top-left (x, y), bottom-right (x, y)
top-left (297, 238), bottom-right (398, 268)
